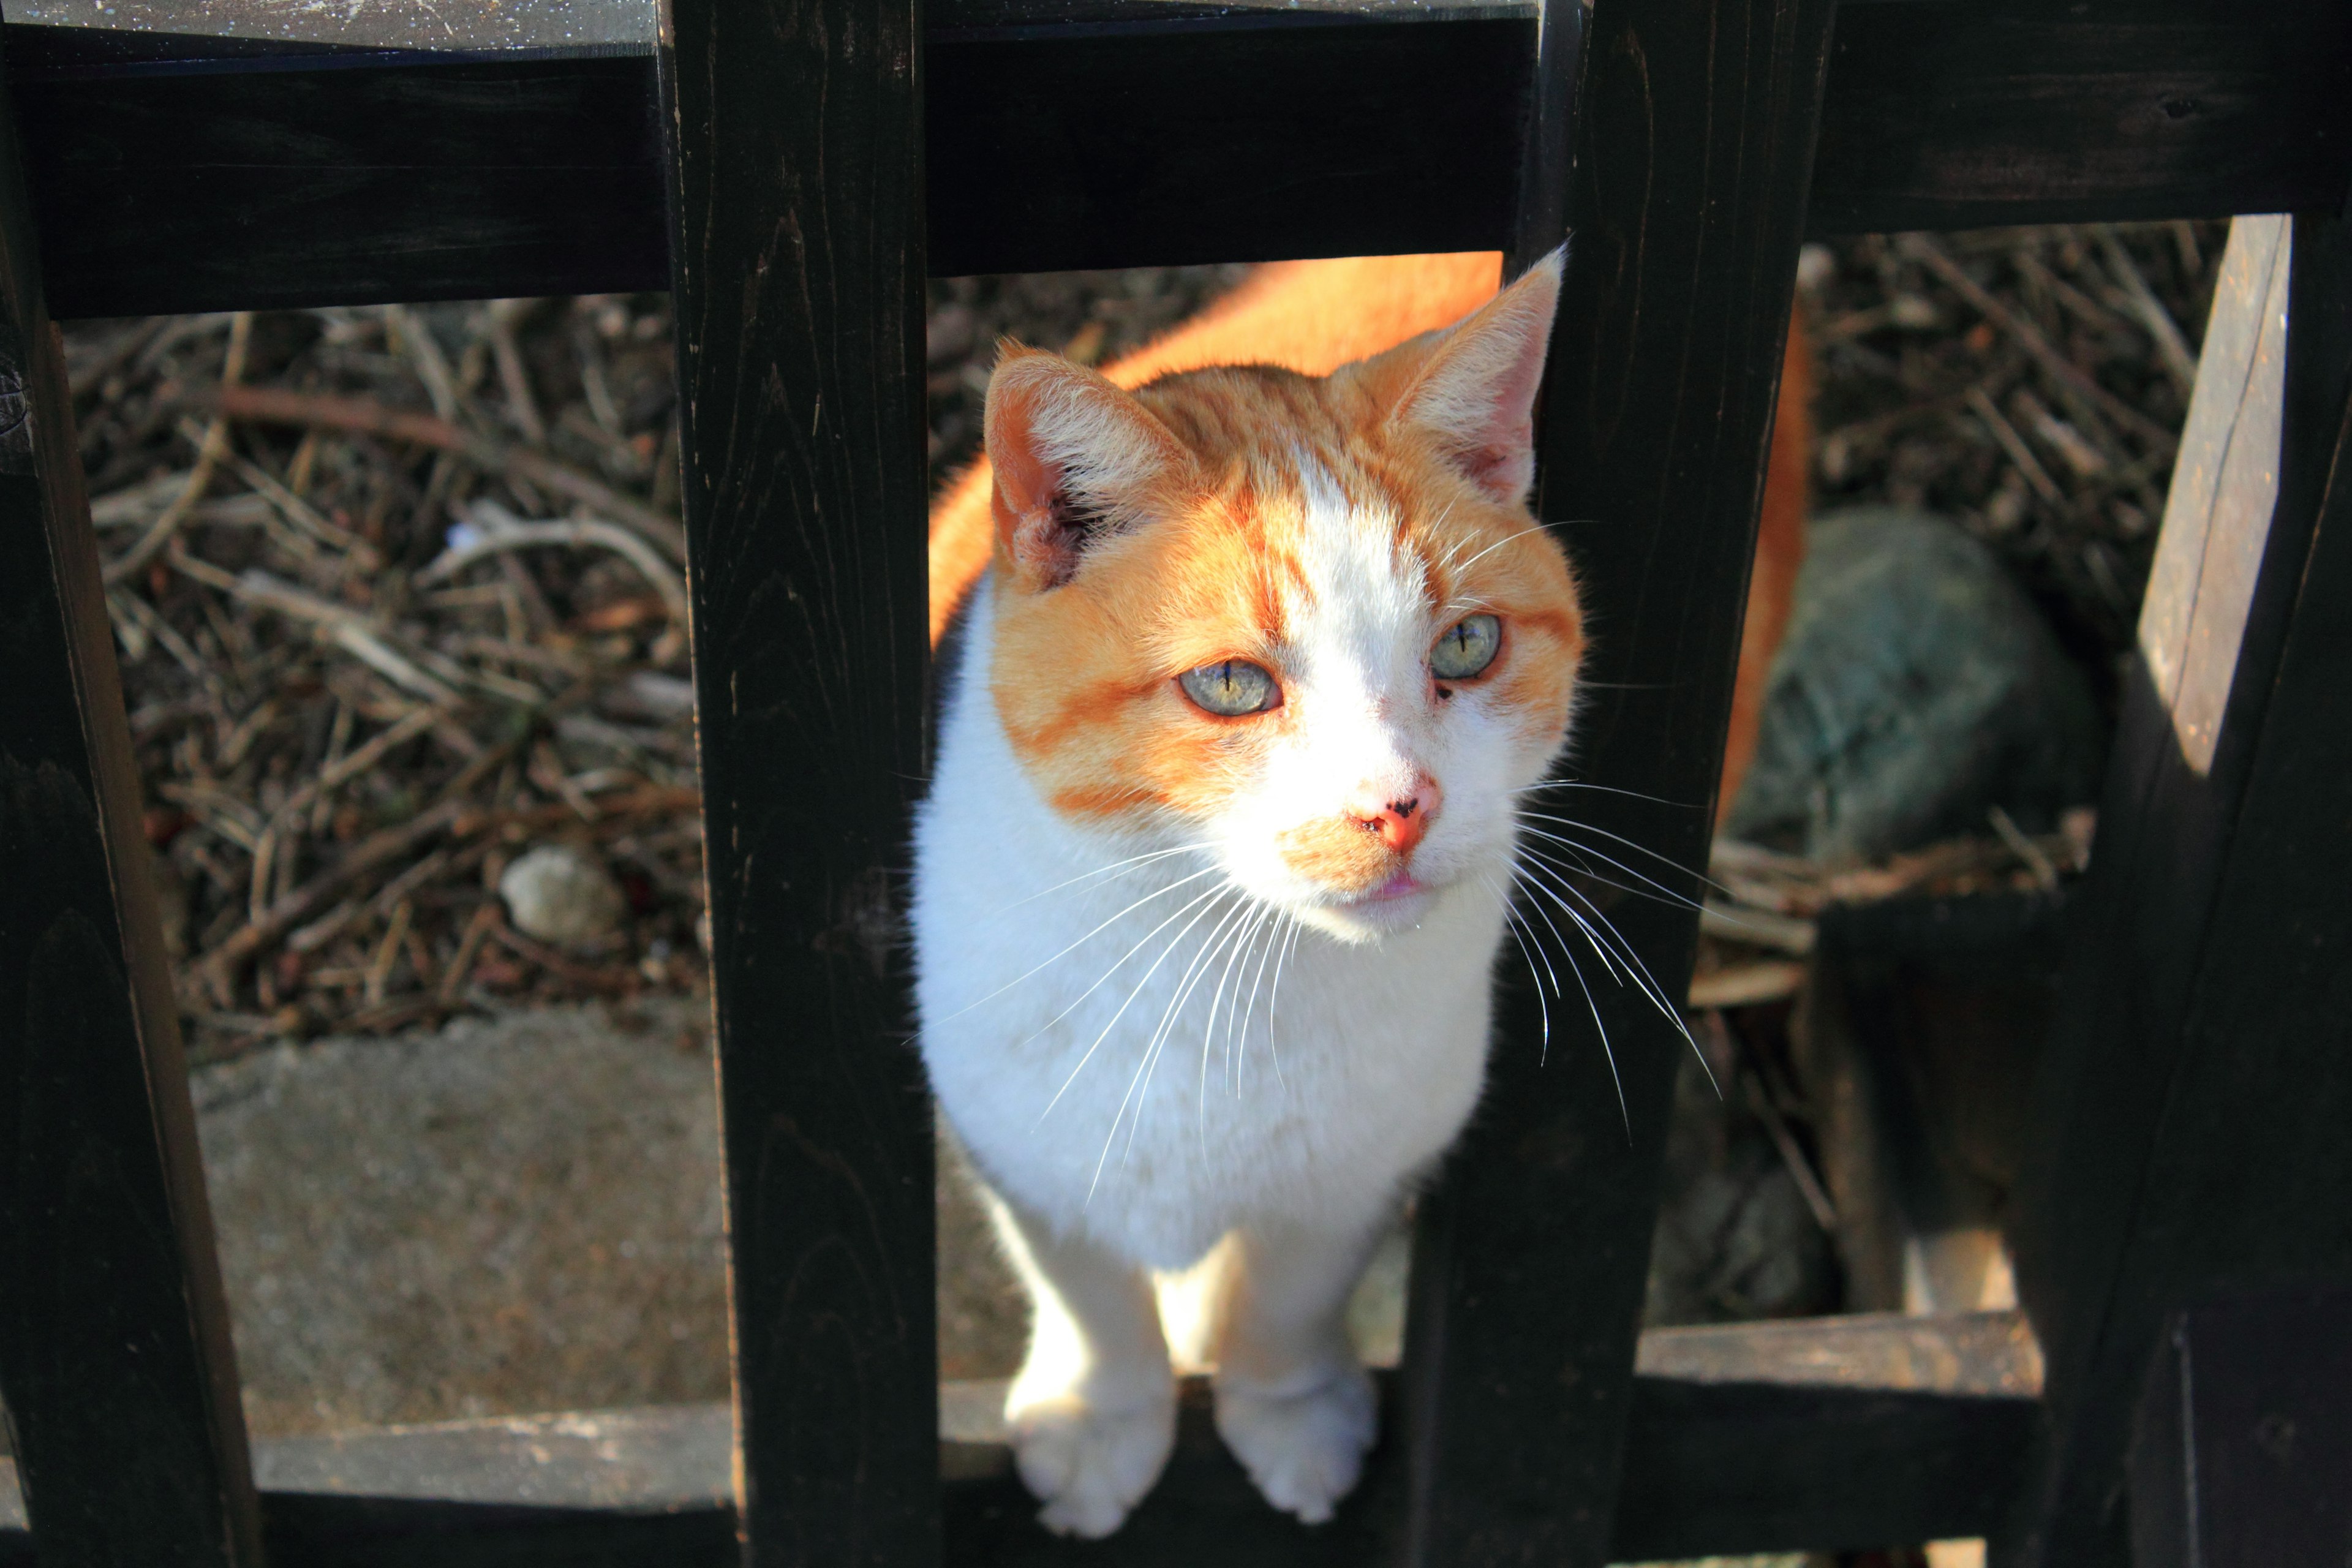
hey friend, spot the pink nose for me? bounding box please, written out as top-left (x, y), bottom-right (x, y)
top-left (1346, 775), bottom-right (1442, 856)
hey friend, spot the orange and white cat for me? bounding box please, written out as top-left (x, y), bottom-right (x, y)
top-left (914, 252), bottom-right (1807, 1536)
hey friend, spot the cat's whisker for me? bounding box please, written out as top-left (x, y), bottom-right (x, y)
top-left (1446, 519), bottom-right (1558, 576)
top-left (1421, 496), bottom-right (1468, 573)
top-left (1483, 872), bottom-right (1555, 1058)
top-left (1566, 935), bottom-right (1631, 1137)
top-left (1500, 910), bottom-right (1553, 1057)
top-left (997, 840), bottom-right (1218, 914)
top-left (1041, 881), bottom-right (1234, 1127)
top-left (1213, 907), bottom-right (1270, 1104)
top-left (1232, 907), bottom-right (1286, 1098)
top-left (1513, 809), bottom-right (1733, 899)
top-left (1520, 858), bottom-right (1714, 1093)
top-left (1515, 827), bottom-right (1712, 916)
top-left (1518, 857), bottom-right (1702, 1110)
top-left (1508, 777), bottom-right (1700, 810)
top-left (946, 864), bottom-right (1228, 1027)
top-left (1501, 866), bottom-right (1577, 999)
top-left (1120, 891), bottom-right (1261, 1168)
top-left (1529, 859), bottom-right (1676, 1016)
top-left (1147, 888), bottom-right (1261, 1161)
top-left (1508, 865), bottom-right (1626, 1129)
top-left (1196, 899), bottom-right (1276, 1154)
top-left (1079, 886), bottom-right (1245, 1204)
top-left (1208, 902), bottom-right (1278, 1120)
top-left (1263, 917), bottom-right (1303, 1096)
top-left (1513, 858), bottom-right (1632, 992)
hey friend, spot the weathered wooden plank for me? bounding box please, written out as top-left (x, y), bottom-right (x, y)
top-left (10, 1), bottom-right (2351, 316)
top-left (923, 6), bottom-right (1532, 276)
top-left (0, 1313), bottom-right (2046, 1564)
top-left (658, 0), bottom-right (938, 1558)
top-left (13, 31), bottom-right (666, 320)
top-left (0, 36), bottom-right (263, 1568)
top-left (1395, 0), bottom-right (1836, 1560)
top-left (2007, 213), bottom-right (2352, 1566)
top-left (2128, 1286), bottom-right (2352, 1568)
top-left (1810, 0), bottom-right (2352, 235)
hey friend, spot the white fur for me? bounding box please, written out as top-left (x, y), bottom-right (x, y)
top-left (914, 450), bottom-right (1568, 1532)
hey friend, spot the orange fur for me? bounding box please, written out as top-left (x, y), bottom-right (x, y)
top-left (931, 252), bottom-right (1810, 818)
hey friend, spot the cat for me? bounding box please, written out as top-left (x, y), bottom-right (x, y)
top-left (914, 251), bottom-right (1811, 1537)
top-left (927, 250), bottom-right (1807, 814)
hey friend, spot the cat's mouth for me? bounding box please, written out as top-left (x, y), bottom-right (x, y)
top-left (1359, 871), bottom-right (1428, 903)
top-left (1310, 869), bottom-right (1441, 938)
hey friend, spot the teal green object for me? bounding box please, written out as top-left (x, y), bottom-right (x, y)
top-left (1724, 507), bottom-right (2104, 862)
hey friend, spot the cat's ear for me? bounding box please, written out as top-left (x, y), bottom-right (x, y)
top-left (1391, 246), bottom-right (1564, 507)
top-left (984, 347), bottom-right (1194, 593)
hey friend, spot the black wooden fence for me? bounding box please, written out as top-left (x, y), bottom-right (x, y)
top-left (1, 0), bottom-right (2346, 1564)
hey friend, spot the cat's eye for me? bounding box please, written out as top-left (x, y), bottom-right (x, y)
top-left (1178, 659), bottom-right (1280, 717)
top-left (1430, 614), bottom-right (1502, 680)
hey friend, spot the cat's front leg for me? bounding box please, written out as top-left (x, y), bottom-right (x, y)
top-left (1210, 1211), bottom-right (1389, 1524)
top-left (988, 1191), bottom-right (1177, 1537)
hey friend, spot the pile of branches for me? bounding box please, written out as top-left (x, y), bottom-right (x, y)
top-left (74, 300), bottom-right (700, 1058)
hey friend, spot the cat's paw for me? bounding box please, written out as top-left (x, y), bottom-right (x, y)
top-left (1006, 1385), bottom-right (1177, 1538)
top-left (1214, 1362), bottom-right (1378, 1525)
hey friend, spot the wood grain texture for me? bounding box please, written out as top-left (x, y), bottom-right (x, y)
top-left (2128, 1287), bottom-right (2352, 1568)
top-left (1811, 0), bottom-right (2352, 236)
top-left (1395, 0), bottom-right (1834, 1561)
top-left (12, 2), bottom-right (2352, 316)
top-left (2007, 214), bottom-right (2352, 1567)
top-left (925, 7), bottom-right (1530, 275)
top-left (0, 38), bottom-right (262, 1568)
top-left (13, 30), bottom-right (668, 320)
top-left (658, 0), bottom-right (938, 1559)
top-left (1, 1311), bottom-right (2046, 1564)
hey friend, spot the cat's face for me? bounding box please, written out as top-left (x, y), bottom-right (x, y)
top-left (982, 257), bottom-right (1580, 942)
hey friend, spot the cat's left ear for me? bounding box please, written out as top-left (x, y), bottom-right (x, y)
top-left (1391, 246), bottom-right (1564, 507)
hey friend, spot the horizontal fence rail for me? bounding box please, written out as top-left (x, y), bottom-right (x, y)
top-left (9, 0), bottom-right (2349, 317)
top-left (0, 1313), bottom-right (2045, 1566)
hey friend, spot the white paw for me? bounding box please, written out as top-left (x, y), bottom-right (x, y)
top-left (1215, 1363), bottom-right (1378, 1524)
top-left (1005, 1385), bottom-right (1176, 1538)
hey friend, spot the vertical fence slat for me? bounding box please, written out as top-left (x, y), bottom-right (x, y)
top-left (0, 50), bottom-right (262, 1568)
top-left (1400, 0), bottom-right (1836, 1560)
top-left (657, 0), bottom-right (939, 1560)
top-left (2008, 213), bottom-right (2352, 1568)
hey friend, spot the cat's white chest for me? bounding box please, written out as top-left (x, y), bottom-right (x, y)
top-left (913, 597), bottom-right (1503, 1267)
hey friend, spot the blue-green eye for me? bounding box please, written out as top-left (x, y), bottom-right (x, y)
top-left (1431, 614), bottom-right (1501, 680)
top-left (1179, 659), bottom-right (1280, 717)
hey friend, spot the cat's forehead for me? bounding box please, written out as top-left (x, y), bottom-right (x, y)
top-left (1280, 457), bottom-right (1434, 664)
top-left (1140, 363), bottom-right (1390, 485)
top-left (1139, 366), bottom-right (1464, 587)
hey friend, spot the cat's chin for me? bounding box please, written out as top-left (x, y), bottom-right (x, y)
top-left (1301, 875), bottom-right (1445, 943)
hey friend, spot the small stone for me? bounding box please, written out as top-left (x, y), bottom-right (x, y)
top-left (499, 844), bottom-right (626, 949)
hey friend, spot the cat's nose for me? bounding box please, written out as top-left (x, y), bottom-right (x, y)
top-left (1346, 774), bottom-right (1443, 856)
